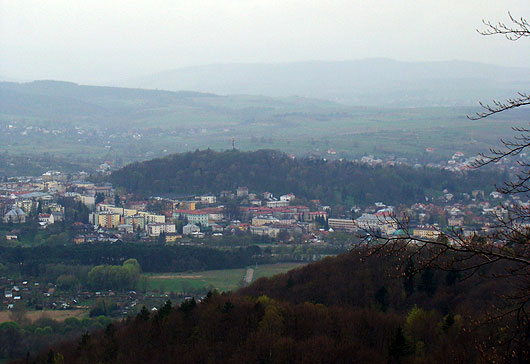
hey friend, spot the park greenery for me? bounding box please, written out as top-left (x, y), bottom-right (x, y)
top-left (87, 259), bottom-right (141, 291)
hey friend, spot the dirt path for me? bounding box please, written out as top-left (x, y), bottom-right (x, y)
top-left (244, 268), bottom-right (254, 284)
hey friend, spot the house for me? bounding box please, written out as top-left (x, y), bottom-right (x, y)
top-left (211, 224), bottom-right (224, 233)
top-left (118, 224), bottom-right (134, 234)
top-left (3, 207), bottom-right (26, 224)
top-left (38, 213), bottom-right (55, 225)
top-left (165, 233), bottom-right (182, 243)
top-left (73, 235), bottom-right (86, 244)
top-left (490, 191), bottom-right (503, 199)
top-left (183, 224), bottom-right (200, 235)
top-left (280, 193), bottom-right (295, 202)
top-left (413, 226), bottom-right (441, 240)
top-left (5, 232), bottom-right (18, 240)
top-left (174, 201), bottom-right (197, 210)
top-left (199, 195), bottom-right (216, 204)
top-left (448, 215), bottom-right (465, 227)
top-left (220, 191), bottom-right (234, 199)
top-left (237, 187), bottom-right (249, 197)
top-left (51, 211), bottom-right (65, 222)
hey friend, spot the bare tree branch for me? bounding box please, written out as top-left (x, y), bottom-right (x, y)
top-left (479, 12), bottom-right (530, 41)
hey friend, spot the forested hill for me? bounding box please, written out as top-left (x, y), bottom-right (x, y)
top-left (109, 149), bottom-right (501, 206)
top-left (24, 250), bottom-right (510, 363)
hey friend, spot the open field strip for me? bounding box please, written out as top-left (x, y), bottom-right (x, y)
top-left (0, 309), bottom-right (87, 324)
top-left (146, 263), bottom-right (306, 293)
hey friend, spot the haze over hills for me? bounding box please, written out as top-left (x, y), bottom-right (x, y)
top-left (125, 58), bottom-right (530, 107)
top-left (1, 78), bottom-right (529, 175)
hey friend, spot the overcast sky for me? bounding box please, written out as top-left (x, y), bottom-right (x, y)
top-left (1, 0), bottom-right (529, 84)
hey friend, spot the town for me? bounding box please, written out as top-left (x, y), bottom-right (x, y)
top-left (0, 147), bottom-right (521, 324)
top-left (0, 152), bottom-right (517, 250)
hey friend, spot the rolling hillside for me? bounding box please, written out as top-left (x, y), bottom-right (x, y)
top-left (1, 78), bottom-right (528, 174)
top-left (20, 249), bottom-right (516, 363)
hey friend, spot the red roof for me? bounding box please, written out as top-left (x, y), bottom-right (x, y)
top-left (174, 209), bottom-right (208, 215)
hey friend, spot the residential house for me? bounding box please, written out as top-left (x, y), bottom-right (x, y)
top-left (165, 233), bottom-right (182, 243)
top-left (199, 195), bottom-right (216, 204)
top-left (38, 213), bottom-right (55, 226)
top-left (237, 187), bottom-right (249, 197)
top-left (3, 207), bottom-right (26, 224)
top-left (183, 224), bottom-right (200, 235)
top-left (5, 232), bottom-right (18, 240)
top-left (280, 193), bottom-right (295, 202)
top-left (413, 226), bottom-right (441, 240)
top-left (448, 215), bottom-right (465, 227)
top-left (118, 224), bottom-right (134, 234)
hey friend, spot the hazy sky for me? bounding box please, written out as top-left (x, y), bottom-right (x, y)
top-left (1, 0), bottom-right (530, 84)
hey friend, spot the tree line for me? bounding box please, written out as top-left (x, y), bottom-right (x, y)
top-left (0, 243), bottom-right (260, 275)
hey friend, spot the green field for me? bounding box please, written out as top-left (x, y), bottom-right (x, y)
top-left (145, 263), bottom-right (306, 293)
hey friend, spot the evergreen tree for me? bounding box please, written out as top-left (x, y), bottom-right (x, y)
top-left (403, 259), bottom-right (415, 297)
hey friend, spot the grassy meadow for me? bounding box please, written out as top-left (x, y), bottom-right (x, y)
top-left (0, 309), bottom-right (87, 324)
top-left (145, 263), bottom-right (306, 293)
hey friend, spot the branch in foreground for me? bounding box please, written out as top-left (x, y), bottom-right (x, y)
top-left (468, 93), bottom-right (530, 120)
top-left (479, 12), bottom-right (530, 41)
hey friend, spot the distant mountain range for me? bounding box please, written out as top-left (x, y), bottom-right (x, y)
top-left (0, 80), bottom-right (343, 127)
top-left (124, 58), bottom-right (530, 107)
